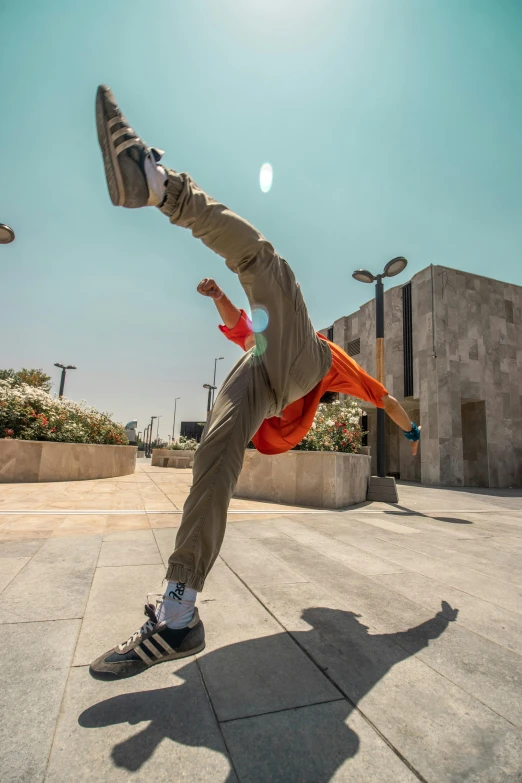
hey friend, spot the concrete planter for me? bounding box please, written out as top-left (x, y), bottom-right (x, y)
top-left (235, 450), bottom-right (371, 509)
top-left (0, 440), bottom-right (136, 483)
top-left (152, 448), bottom-right (196, 469)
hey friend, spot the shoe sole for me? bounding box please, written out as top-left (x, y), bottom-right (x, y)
top-left (95, 85), bottom-right (124, 207)
top-left (89, 640), bottom-right (206, 681)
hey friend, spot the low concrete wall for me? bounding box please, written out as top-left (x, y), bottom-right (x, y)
top-left (152, 449), bottom-right (196, 468)
top-left (235, 450), bottom-right (371, 509)
top-left (0, 440), bottom-right (137, 483)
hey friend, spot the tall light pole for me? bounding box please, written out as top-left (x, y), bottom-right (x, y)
top-left (54, 363), bottom-right (77, 398)
top-left (148, 416), bottom-right (157, 457)
top-left (352, 257), bottom-right (408, 482)
top-left (156, 415), bottom-right (162, 441)
top-left (212, 357), bottom-right (224, 407)
top-left (172, 396), bottom-right (181, 442)
top-left (0, 224), bottom-right (15, 244)
top-left (203, 384), bottom-right (216, 419)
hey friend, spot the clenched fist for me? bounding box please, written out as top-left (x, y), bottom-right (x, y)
top-left (197, 278), bottom-right (223, 299)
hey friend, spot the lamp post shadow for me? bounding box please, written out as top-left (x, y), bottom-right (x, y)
top-left (79, 601), bottom-right (458, 781)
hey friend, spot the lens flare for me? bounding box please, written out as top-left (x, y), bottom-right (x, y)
top-left (251, 306), bottom-right (269, 333)
top-left (253, 333), bottom-right (268, 356)
top-left (259, 163), bottom-right (273, 193)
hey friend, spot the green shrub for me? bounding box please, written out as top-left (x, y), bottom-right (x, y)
top-left (168, 436), bottom-right (199, 451)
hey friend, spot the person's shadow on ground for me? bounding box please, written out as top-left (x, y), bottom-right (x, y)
top-left (79, 601), bottom-right (458, 781)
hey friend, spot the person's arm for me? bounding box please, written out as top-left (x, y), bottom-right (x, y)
top-left (381, 394), bottom-right (421, 456)
top-left (197, 278), bottom-right (256, 350)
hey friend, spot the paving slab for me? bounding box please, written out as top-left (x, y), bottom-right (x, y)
top-left (0, 556), bottom-right (30, 592)
top-left (151, 527), bottom-right (176, 567)
top-left (197, 560), bottom-right (340, 721)
top-left (249, 580), bottom-right (522, 782)
top-left (97, 530), bottom-right (163, 567)
top-left (222, 700), bottom-right (418, 783)
top-left (0, 535), bottom-right (102, 623)
top-left (0, 619), bottom-right (80, 783)
top-left (0, 537), bottom-right (45, 558)
top-left (268, 516), bottom-right (405, 575)
top-left (255, 537), bottom-right (522, 724)
top-left (74, 563), bottom-right (165, 666)
top-left (373, 570), bottom-right (522, 655)
top-left (219, 536), bottom-right (308, 586)
top-left (45, 663), bottom-right (237, 783)
top-left (331, 530), bottom-right (522, 614)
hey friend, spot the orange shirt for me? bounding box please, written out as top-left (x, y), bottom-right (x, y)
top-left (219, 310), bottom-right (388, 455)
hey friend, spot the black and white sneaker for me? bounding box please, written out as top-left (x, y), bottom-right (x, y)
top-left (89, 601), bottom-right (205, 680)
top-left (95, 84), bottom-right (165, 208)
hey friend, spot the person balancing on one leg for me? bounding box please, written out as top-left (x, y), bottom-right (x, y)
top-left (90, 85), bottom-right (421, 680)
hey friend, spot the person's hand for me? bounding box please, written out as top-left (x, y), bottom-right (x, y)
top-left (438, 600), bottom-right (458, 622)
top-left (197, 278), bottom-right (223, 300)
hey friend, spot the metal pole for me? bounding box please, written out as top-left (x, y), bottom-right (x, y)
top-left (58, 368), bottom-right (66, 398)
top-left (156, 416), bottom-right (162, 441)
top-left (212, 358), bottom-right (223, 407)
top-left (375, 275), bottom-right (386, 478)
top-left (172, 397), bottom-right (180, 442)
top-left (207, 387), bottom-right (212, 418)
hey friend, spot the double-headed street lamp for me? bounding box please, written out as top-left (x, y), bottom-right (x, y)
top-left (212, 357), bottom-right (224, 407)
top-left (148, 416), bottom-right (157, 456)
top-left (0, 224), bottom-right (15, 244)
top-left (54, 363), bottom-right (76, 398)
top-left (172, 397), bottom-right (181, 442)
top-left (352, 257), bottom-right (408, 479)
top-left (203, 384), bottom-right (217, 419)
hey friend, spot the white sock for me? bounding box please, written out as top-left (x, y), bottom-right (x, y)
top-left (156, 581), bottom-right (197, 629)
top-left (144, 154), bottom-right (167, 206)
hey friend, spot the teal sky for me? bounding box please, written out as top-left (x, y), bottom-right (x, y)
top-left (1, 0), bottom-right (521, 440)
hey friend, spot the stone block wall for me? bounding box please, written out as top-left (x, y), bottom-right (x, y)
top-left (322, 264), bottom-right (522, 488)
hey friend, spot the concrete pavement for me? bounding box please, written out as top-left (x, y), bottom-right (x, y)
top-left (1, 462), bottom-right (521, 782)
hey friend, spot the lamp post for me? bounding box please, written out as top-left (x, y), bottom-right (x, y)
top-left (203, 384), bottom-right (217, 419)
top-left (0, 224), bottom-right (15, 244)
top-left (212, 357), bottom-right (224, 407)
top-left (156, 415), bottom-right (162, 441)
top-left (54, 363), bottom-right (77, 399)
top-left (172, 397), bottom-right (181, 442)
top-left (148, 416), bottom-right (157, 457)
top-left (352, 257), bottom-right (408, 478)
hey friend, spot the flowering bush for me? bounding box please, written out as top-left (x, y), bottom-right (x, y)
top-left (296, 398), bottom-right (367, 453)
top-left (0, 379), bottom-right (128, 445)
top-left (168, 436), bottom-right (199, 451)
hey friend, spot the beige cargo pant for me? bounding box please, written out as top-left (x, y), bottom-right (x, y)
top-left (160, 171), bottom-right (332, 591)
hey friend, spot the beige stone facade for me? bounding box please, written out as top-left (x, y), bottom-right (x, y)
top-left (235, 450), bottom-right (371, 508)
top-left (322, 265), bottom-right (522, 488)
top-left (0, 440), bottom-right (137, 482)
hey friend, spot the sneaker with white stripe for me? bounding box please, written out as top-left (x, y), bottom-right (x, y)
top-left (89, 601), bottom-right (205, 680)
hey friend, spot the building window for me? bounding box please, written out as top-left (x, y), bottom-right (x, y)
top-left (347, 338), bottom-right (360, 357)
top-left (327, 326), bottom-right (334, 341)
top-left (402, 282), bottom-right (414, 397)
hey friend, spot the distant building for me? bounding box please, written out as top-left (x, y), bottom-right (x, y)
top-left (321, 265), bottom-right (522, 488)
top-left (180, 421), bottom-right (206, 443)
top-left (124, 420), bottom-right (137, 446)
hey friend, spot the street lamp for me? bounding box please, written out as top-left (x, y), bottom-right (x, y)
top-left (54, 363), bottom-right (77, 398)
top-left (352, 257), bottom-right (408, 479)
top-left (156, 415), bottom-right (162, 441)
top-left (172, 397), bottom-right (181, 442)
top-left (212, 357), bottom-right (224, 407)
top-left (147, 416), bottom-right (157, 457)
top-left (203, 384), bottom-right (217, 419)
top-left (0, 224), bottom-right (15, 244)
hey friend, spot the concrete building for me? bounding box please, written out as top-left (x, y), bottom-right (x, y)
top-left (321, 265), bottom-right (522, 488)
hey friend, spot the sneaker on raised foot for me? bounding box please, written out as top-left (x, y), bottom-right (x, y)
top-left (95, 84), bottom-right (166, 208)
top-left (89, 601), bottom-right (205, 680)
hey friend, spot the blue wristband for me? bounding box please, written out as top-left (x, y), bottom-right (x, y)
top-left (403, 422), bottom-right (421, 442)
